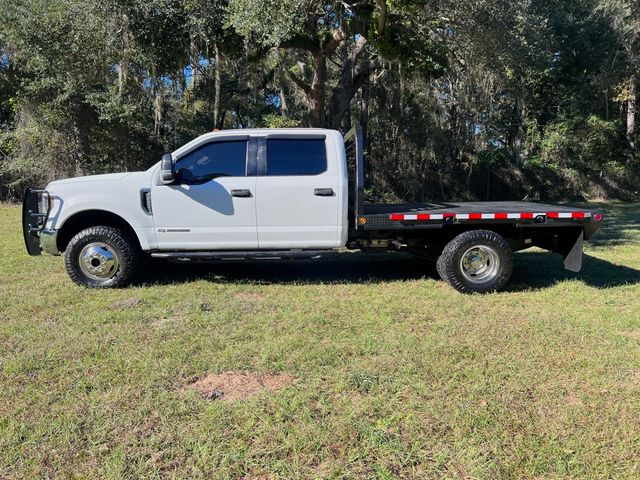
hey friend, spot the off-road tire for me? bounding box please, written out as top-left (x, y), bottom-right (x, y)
top-left (64, 226), bottom-right (139, 288)
top-left (436, 230), bottom-right (512, 294)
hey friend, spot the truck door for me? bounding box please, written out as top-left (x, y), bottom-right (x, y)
top-left (151, 137), bottom-right (258, 250)
top-left (255, 135), bottom-right (341, 249)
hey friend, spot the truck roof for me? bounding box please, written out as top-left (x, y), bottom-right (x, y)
top-left (204, 127), bottom-right (337, 136)
top-left (172, 128), bottom-right (342, 158)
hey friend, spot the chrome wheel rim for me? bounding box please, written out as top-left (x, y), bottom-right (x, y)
top-left (79, 242), bottom-right (119, 281)
top-left (460, 245), bottom-right (500, 284)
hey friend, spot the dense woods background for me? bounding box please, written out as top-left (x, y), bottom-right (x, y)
top-left (0, 0), bottom-right (638, 202)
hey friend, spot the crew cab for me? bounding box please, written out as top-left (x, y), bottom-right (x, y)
top-left (23, 126), bottom-right (602, 293)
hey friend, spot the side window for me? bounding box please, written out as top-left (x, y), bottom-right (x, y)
top-left (175, 140), bottom-right (247, 183)
top-left (266, 138), bottom-right (327, 176)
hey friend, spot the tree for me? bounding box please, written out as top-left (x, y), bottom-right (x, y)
top-left (598, 0), bottom-right (640, 152)
top-left (0, 0), bottom-right (637, 201)
top-left (227, 0), bottom-right (447, 128)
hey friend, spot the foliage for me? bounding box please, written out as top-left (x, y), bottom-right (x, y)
top-left (260, 113), bottom-right (302, 128)
top-left (534, 116), bottom-right (626, 172)
top-left (0, 0), bottom-right (638, 200)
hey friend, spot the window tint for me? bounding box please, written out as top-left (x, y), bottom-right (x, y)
top-left (266, 138), bottom-right (327, 176)
top-left (176, 140), bottom-right (247, 182)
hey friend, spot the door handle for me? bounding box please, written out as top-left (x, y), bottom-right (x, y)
top-left (314, 188), bottom-right (334, 197)
top-left (231, 189), bottom-right (252, 198)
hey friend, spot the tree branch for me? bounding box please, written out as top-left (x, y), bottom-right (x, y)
top-left (376, 0), bottom-right (388, 35)
top-left (353, 59), bottom-right (382, 78)
top-left (323, 24), bottom-right (347, 55)
top-left (286, 69), bottom-right (311, 94)
top-left (281, 34), bottom-right (321, 54)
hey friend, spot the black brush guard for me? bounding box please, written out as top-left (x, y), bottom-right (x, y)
top-left (22, 187), bottom-right (50, 256)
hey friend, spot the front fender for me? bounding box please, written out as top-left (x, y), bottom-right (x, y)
top-left (47, 185), bottom-right (157, 251)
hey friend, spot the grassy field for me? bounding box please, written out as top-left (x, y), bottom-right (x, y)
top-left (1, 202), bottom-right (639, 479)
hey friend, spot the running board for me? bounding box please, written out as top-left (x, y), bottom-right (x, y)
top-left (151, 250), bottom-right (329, 262)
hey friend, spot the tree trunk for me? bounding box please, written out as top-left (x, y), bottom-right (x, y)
top-left (328, 38), bottom-right (377, 129)
top-left (279, 86), bottom-right (289, 117)
top-left (118, 14), bottom-right (129, 96)
top-left (514, 88), bottom-right (526, 166)
top-left (399, 62), bottom-right (405, 120)
top-left (71, 103), bottom-right (91, 177)
top-left (153, 79), bottom-right (162, 137)
top-left (627, 72), bottom-right (636, 151)
top-left (307, 53), bottom-right (327, 127)
top-left (213, 43), bottom-right (222, 129)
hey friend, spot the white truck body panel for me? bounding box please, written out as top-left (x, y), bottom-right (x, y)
top-left (44, 171), bottom-right (158, 250)
top-left (44, 128), bottom-right (349, 253)
top-left (255, 131), bottom-right (345, 249)
top-left (255, 174), bottom-right (340, 248)
top-left (151, 176), bottom-right (259, 249)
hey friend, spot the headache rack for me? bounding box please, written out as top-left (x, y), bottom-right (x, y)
top-left (344, 125), bottom-right (365, 231)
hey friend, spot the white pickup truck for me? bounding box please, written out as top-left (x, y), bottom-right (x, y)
top-left (23, 126), bottom-right (602, 293)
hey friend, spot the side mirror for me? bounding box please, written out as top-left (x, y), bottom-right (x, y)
top-left (161, 153), bottom-right (174, 184)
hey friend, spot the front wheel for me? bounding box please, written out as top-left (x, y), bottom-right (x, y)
top-left (64, 226), bottom-right (139, 288)
top-left (436, 230), bottom-right (513, 294)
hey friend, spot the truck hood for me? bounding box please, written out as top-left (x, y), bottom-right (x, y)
top-left (47, 172), bottom-right (140, 188)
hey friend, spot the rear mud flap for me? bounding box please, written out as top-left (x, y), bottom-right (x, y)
top-left (563, 230), bottom-right (584, 273)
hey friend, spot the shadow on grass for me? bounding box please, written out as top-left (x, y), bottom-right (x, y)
top-left (509, 252), bottom-right (640, 290)
top-left (135, 251), bottom-right (640, 292)
top-left (579, 202), bottom-right (640, 247)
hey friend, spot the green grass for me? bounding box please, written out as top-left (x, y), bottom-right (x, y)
top-left (1, 202), bottom-right (639, 479)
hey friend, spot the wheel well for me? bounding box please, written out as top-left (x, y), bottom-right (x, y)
top-left (57, 210), bottom-right (140, 252)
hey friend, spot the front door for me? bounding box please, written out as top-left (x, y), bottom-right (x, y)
top-left (151, 138), bottom-right (258, 250)
top-left (255, 136), bottom-right (341, 249)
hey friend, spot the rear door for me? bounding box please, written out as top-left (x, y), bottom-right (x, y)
top-left (255, 135), bottom-right (341, 249)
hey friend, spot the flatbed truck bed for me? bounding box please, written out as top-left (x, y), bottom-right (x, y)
top-left (362, 201), bottom-right (598, 236)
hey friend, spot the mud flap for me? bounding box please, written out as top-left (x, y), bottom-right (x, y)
top-left (563, 230), bottom-right (584, 273)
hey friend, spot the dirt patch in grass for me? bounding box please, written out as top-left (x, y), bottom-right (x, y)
top-left (150, 317), bottom-right (179, 328)
top-left (184, 371), bottom-right (295, 401)
top-left (564, 392), bottom-right (581, 406)
top-left (234, 292), bottom-right (266, 302)
top-left (619, 331), bottom-right (640, 340)
top-left (109, 297), bottom-right (142, 309)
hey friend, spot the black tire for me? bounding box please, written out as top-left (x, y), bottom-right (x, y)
top-left (64, 226), bottom-right (140, 288)
top-left (436, 230), bottom-right (513, 294)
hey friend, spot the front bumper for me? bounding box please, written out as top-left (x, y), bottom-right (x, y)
top-left (40, 229), bottom-right (60, 255)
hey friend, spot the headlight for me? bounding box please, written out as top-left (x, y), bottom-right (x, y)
top-left (38, 193), bottom-right (48, 214)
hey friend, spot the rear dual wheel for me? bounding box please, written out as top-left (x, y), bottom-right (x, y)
top-left (436, 230), bottom-right (513, 294)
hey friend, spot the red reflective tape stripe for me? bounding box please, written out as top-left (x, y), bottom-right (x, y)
top-left (391, 211), bottom-right (577, 222)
